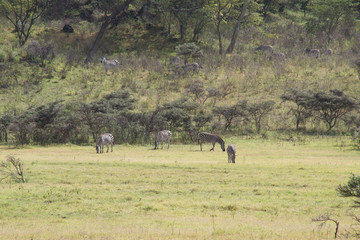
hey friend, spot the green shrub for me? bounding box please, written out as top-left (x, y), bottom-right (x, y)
top-left (337, 173), bottom-right (360, 204)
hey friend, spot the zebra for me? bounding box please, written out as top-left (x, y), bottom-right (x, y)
top-left (170, 56), bottom-right (181, 65)
top-left (271, 52), bottom-right (285, 59)
top-left (101, 57), bottom-right (119, 75)
top-left (324, 48), bottom-right (333, 56)
top-left (155, 130), bottom-right (171, 150)
top-left (96, 133), bottom-right (114, 153)
top-left (227, 144), bottom-right (236, 163)
top-left (198, 132), bottom-right (225, 152)
top-left (256, 45), bottom-right (274, 53)
top-left (182, 62), bottom-right (199, 75)
top-left (305, 48), bottom-right (320, 58)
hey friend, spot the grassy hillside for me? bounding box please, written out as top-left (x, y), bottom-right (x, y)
top-left (0, 7), bottom-right (360, 144)
top-left (0, 136), bottom-right (359, 239)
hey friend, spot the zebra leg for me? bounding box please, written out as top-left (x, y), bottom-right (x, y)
top-left (200, 142), bottom-right (202, 151)
top-left (210, 143), bottom-right (215, 151)
top-left (167, 139), bottom-right (170, 149)
top-left (106, 143), bottom-right (109, 152)
top-left (101, 144), bottom-right (104, 153)
top-left (111, 143), bottom-right (113, 152)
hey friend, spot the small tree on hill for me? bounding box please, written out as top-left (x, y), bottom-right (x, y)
top-left (306, 0), bottom-right (358, 43)
top-left (213, 100), bottom-right (248, 131)
top-left (281, 88), bottom-right (314, 130)
top-left (175, 42), bottom-right (202, 64)
top-left (1, 0), bottom-right (50, 46)
top-left (309, 89), bottom-right (358, 131)
top-left (247, 100), bottom-right (275, 133)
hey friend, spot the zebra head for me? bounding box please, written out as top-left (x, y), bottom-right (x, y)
top-left (96, 145), bottom-right (100, 153)
top-left (220, 140), bottom-right (225, 152)
top-left (101, 57), bottom-right (106, 63)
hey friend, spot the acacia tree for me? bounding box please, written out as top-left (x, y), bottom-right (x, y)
top-left (247, 100), bottom-right (275, 133)
top-left (309, 90), bottom-right (358, 131)
top-left (281, 88), bottom-right (313, 130)
top-left (206, 0), bottom-right (260, 55)
top-left (306, 0), bottom-right (358, 43)
top-left (206, 0), bottom-right (234, 55)
top-left (1, 0), bottom-right (50, 46)
top-left (213, 100), bottom-right (247, 131)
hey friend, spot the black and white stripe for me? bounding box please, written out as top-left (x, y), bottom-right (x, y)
top-left (198, 132), bottom-right (225, 152)
top-left (305, 48), bottom-right (320, 58)
top-left (256, 45), bottom-right (274, 53)
top-left (182, 62), bottom-right (199, 75)
top-left (227, 144), bottom-right (236, 163)
top-left (155, 130), bottom-right (171, 150)
top-left (101, 57), bottom-right (119, 74)
top-left (96, 133), bottom-right (114, 153)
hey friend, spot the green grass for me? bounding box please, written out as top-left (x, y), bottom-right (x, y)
top-left (0, 136), bottom-right (359, 239)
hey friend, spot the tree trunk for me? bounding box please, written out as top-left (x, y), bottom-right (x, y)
top-left (84, 0), bottom-right (134, 65)
top-left (225, 0), bottom-right (250, 55)
top-left (217, 24), bottom-right (223, 55)
top-left (84, 18), bottom-right (111, 64)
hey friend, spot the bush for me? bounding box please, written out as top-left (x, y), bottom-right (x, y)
top-left (0, 155), bottom-right (25, 183)
top-left (336, 173), bottom-right (360, 204)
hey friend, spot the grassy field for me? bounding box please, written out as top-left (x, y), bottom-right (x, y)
top-left (0, 136), bottom-right (360, 239)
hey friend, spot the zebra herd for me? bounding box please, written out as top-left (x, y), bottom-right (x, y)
top-left (255, 44), bottom-right (333, 59)
top-left (96, 131), bottom-right (236, 163)
top-left (100, 44), bottom-right (333, 75)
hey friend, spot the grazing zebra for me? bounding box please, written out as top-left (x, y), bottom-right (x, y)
top-left (182, 62), bottom-right (199, 75)
top-left (256, 45), bottom-right (274, 53)
top-left (101, 57), bottom-right (119, 74)
top-left (96, 133), bottom-right (114, 153)
top-left (155, 130), bottom-right (171, 150)
top-left (170, 56), bottom-right (181, 65)
top-left (227, 144), bottom-right (236, 163)
top-left (305, 48), bottom-right (320, 58)
top-left (272, 52), bottom-right (285, 59)
top-left (324, 49), bottom-right (333, 56)
top-left (198, 132), bottom-right (225, 152)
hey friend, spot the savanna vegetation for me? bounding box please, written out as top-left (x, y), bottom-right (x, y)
top-left (1, 0), bottom-right (360, 239)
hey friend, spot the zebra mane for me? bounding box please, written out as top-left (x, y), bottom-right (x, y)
top-left (216, 135), bottom-right (225, 144)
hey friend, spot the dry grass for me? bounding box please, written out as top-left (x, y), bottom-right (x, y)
top-left (0, 136), bottom-right (359, 239)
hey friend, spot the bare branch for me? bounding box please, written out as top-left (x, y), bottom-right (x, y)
top-left (312, 214), bottom-right (340, 238)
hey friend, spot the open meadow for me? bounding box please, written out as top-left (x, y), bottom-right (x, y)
top-left (0, 135), bottom-right (360, 239)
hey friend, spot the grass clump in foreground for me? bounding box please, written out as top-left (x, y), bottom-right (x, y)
top-left (0, 135), bottom-right (359, 239)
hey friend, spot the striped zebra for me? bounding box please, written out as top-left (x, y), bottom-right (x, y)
top-left (170, 56), bottom-right (181, 65)
top-left (256, 45), bottom-right (274, 53)
top-left (272, 52), bottom-right (285, 59)
top-left (198, 132), bottom-right (225, 152)
top-left (324, 48), bottom-right (333, 56)
top-left (305, 48), bottom-right (320, 58)
top-left (227, 144), bottom-right (236, 163)
top-left (96, 133), bottom-right (114, 153)
top-left (101, 57), bottom-right (119, 75)
top-left (155, 130), bottom-right (171, 150)
top-left (182, 62), bottom-right (199, 75)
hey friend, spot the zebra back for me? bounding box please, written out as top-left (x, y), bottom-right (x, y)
top-left (198, 132), bottom-right (225, 151)
top-left (96, 133), bottom-right (114, 153)
top-left (155, 130), bottom-right (171, 149)
top-left (227, 144), bottom-right (236, 163)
